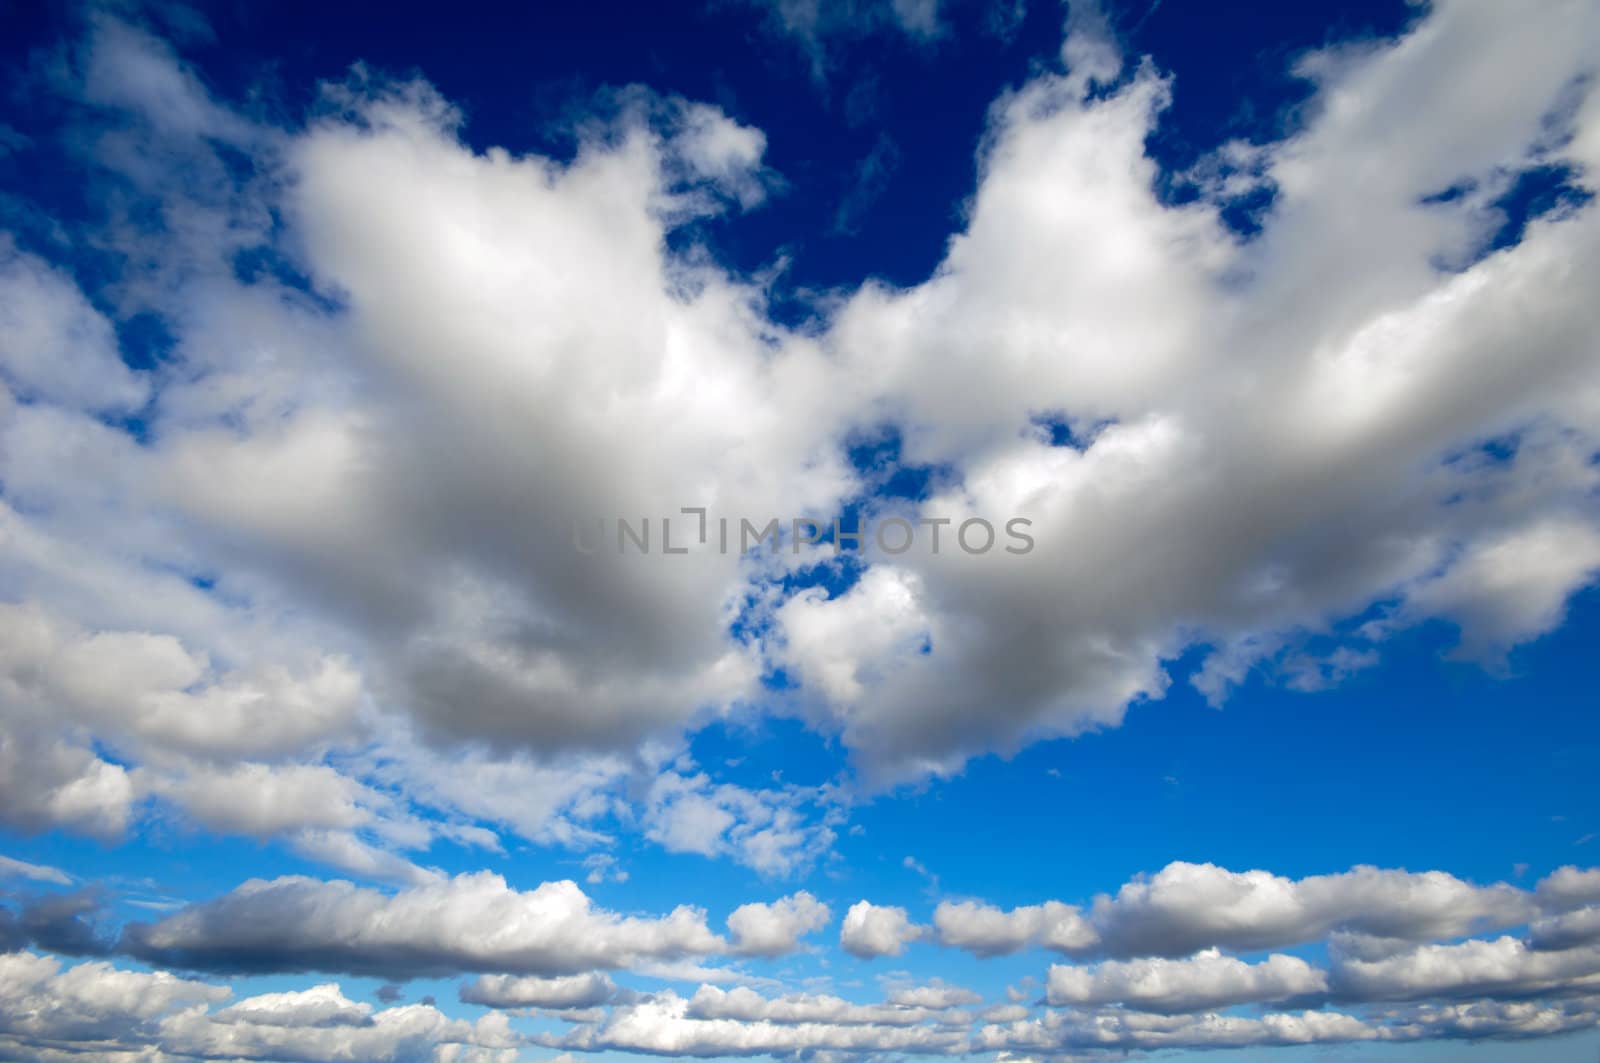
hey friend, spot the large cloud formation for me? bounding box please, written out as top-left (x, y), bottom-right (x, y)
top-left (2, 0), bottom-right (1600, 1057)
top-left (0, 0), bottom-right (1597, 865)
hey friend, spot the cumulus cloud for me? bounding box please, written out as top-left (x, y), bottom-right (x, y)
top-left (928, 861), bottom-right (1543, 962)
top-left (122, 872), bottom-right (727, 977)
top-left (0, 951), bottom-right (517, 1061)
top-left (556, 989), bottom-right (966, 1057)
top-left (1528, 906), bottom-right (1600, 952)
top-left (976, 1006), bottom-right (1380, 1054)
top-left (1329, 936), bottom-right (1600, 1003)
top-left (460, 972), bottom-right (620, 1010)
top-left (767, 0), bottom-right (1600, 779)
top-left (1046, 949), bottom-right (1328, 1013)
top-left (1536, 866), bottom-right (1600, 909)
top-left (2, 1), bottom-right (1598, 1056)
top-left (933, 898), bottom-right (1096, 956)
top-left (727, 892), bottom-right (831, 957)
top-left (643, 773), bottom-right (841, 876)
top-left (0, 0), bottom-right (1596, 868)
top-left (1079, 861), bottom-right (1536, 959)
top-left (840, 900), bottom-right (925, 958)
top-left (686, 984), bottom-right (958, 1026)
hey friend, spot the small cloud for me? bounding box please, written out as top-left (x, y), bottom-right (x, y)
top-left (0, 854), bottom-right (73, 886)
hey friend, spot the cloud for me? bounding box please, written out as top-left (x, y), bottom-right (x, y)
top-left (642, 772), bottom-right (840, 876)
top-left (1536, 865), bottom-right (1600, 909)
top-left (767, 0), bottom-right (1600, 780)
top-left (686, 984), bottom-right (956, 1026)
top-left (1528, 907), bottom-right (1600, 952)
top-left (1046, 949), bottom-right (1327, 1013)
top-left (0, 0), bottom-right (1595, 851)
top-left (977, 1006), bottom-right (1380, 1054)
top-left (1329, 935), bottom-right (1600, 1003)
top-left (928, 861), bottom-right (1543, 962)
top-left (122, 872), bottom-right (727, 978)
top-left (727, 892), bottom-right (832, 957)
top-left (729, 0), bottom-right (946, 82)
top-left (0, 238), bottom-right (148, 411)
top-left (0, 854), bottom-right (72, 886)
top-left (933, 898), bottom-right (1096, 956)
top-left (0, 951), bottom-right (517, 1061)
top-left (556, 988), bottom-right (966, 1057)
top-left (460, 972), bottom-right (620, 1010)
top-left (1080, 861), bottom-right (1537, 959)
top-left (885, 982), bottom-right (983, 1009)
top-left (840, 900), bottom-right (925, 958)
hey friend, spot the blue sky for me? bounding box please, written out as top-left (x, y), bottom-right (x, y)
top-left (2, 0), bottom-right (1599, 1060)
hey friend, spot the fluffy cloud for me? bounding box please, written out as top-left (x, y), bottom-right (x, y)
top-left (556, 989), bottom-right (966, 1057)
top-left (840, 900), bottom-right (925, 958)
top-left (0, 238), bottom-right (148, 412)
top-left (726, 892), bottom-right (831, 957)
top-left (0, 951), bottom-right (228, 1049)
top-left (1080, 861), bottom-right (1536, 959)
top-left (0, 0), bottom-right (1596, 863)
top-left (977, 1006), bottom-right (1380, 1054)
top-left (1528, 907), bottom-right (1600, 952)
top-left (0, 951), bottom-right (517, 1061)
top-left (1330, 936), bottom-right (1600, 1003)
top-left (930, 861), bottom-right (1540, 961)
top-left (122, 872), bottom-right (726, 977)
top-left (642, 773), bottom-right (841, 876)
top-left (1536, 866), bottom-right (1600, 909)
top-left (0, 11), bottom-right (851, 874)
top-left (933, 898), bottom-right (1096, 956)
top-left (768, 0), bottom-right (1600, 779)
top-left (460, 972), bottom-right (619, 1010)
top-left (1046, 949), bottom-right (1328, 1013)
top-left (686, 985), bottom-right (957, 1026)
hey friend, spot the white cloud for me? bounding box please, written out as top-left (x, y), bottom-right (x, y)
top-left (1082, 861), bottom-right (1537, 959)
top-left (124, 872), bottom-right (727, 977)
top-left (1528, 907), bottom-right (1600, 952)
top-left (1330, 935), bottom-right (1600, 1003)
top-left (976, 1006), bottom-right (1379, 1054)
top-left (0, 952), bottom-right (519, 1061)
top-left (642, 770), bottom-right (841, 876)
top-left (1, 0), bottom-right (1596, 836)
top-left (727, 892), bottom-right (831, 957)
top-left (460, 972), bottom-right (619, 1010)
top-left (840, 900), bottom-right (925, 958)
top-left (0, 239), bottom-right (148, 411)
top-left (557, 989), bottom-right (966, 1057)
top-left (1046, 949), bottom-right (1327, 1013)
top-left (933, 898), bottom-right (1097, 956)
top-left (1536, 865), bottom-right (1600, 909)
top-left (0, 854), bottom-right (72, 886)
top-left (767, 0), bottom-right (1600, 779)
top-left (686, 984), bottom-right (954, 1026)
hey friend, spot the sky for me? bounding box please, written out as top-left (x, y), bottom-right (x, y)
top-left (1, 0), bottom-right (1599, 1060)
